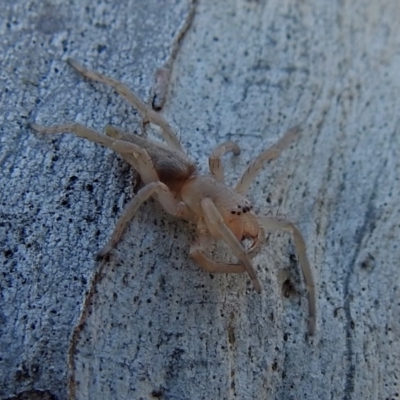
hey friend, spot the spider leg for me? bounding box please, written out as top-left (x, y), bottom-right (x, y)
top-left (30, 123), bottom-right (115, 147)
top-left (208, 141), bottom-right (240, 182)
top-left (190, 234), bottom-right (246, 273)
top-left (235, 126), bottom-right (300, 195)
top-left (67, 58), bottom-right (184, 153)
top-left (98, 181), bottom-right (186, 257)
top-left (30, 123), bottom-right (141, 170)
top-left (259, 215), bottom-right (316, 335)
top-left (200, 198), bottom-right (262, 293)
top-left (111, 140), bottom-right (158, 183)
top-left (104, 124), bottom-right (139, 142)
top-left (110, 140), bottom-right (190, 216)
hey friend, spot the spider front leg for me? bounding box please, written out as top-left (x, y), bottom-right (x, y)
top-left (235, 126), bottom-right (300, 194)
top-left (190, 233), bottom-right (246, 274)
top-left (208, 141), bottom-right (240, 182)
top-left (200, 198), bottom-right (262, 293)
top-left (98, 181), bottom-right (186, 257)
top-left (259, 216), bottom-right (316, 335)
top-left (67, 59), bottom-right (183, 153)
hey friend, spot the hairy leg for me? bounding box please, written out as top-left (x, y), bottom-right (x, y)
top-left (190, 234), bottom-right (246, 273)
top-left (67, 58), bottom-right (183, 153)
top-left (30, 123), bottom-right (142, 170)
top-left (259, 215), bottom-right (316, 335)
top-left (200, 197), bottom-right (262, 293)
top-left (208, 141), bottom-right (240, 182)
top-left (111, 140), bottom-right (158, 183)
top-left (98, 181), bottom-right (186, 257)
top-left (235, 126), bottom-right (300, 195)
top-left (31, 123), bottom-right (115, 147)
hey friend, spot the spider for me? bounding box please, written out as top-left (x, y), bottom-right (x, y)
top-left (31, 59), bottom-right (316, 335)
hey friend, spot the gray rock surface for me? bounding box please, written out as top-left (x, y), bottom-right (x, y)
top-left (1, 0), bottom-right (400, 399)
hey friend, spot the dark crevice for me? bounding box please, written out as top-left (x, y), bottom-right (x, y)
top-left (342, 174), bottom-right (379, 400)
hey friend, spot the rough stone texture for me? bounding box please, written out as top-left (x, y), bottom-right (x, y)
top-left (1, 0), bottom-right (400, 399)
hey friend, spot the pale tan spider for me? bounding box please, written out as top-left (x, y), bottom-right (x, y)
top-left (31, 59), bottom-right (316, 335)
